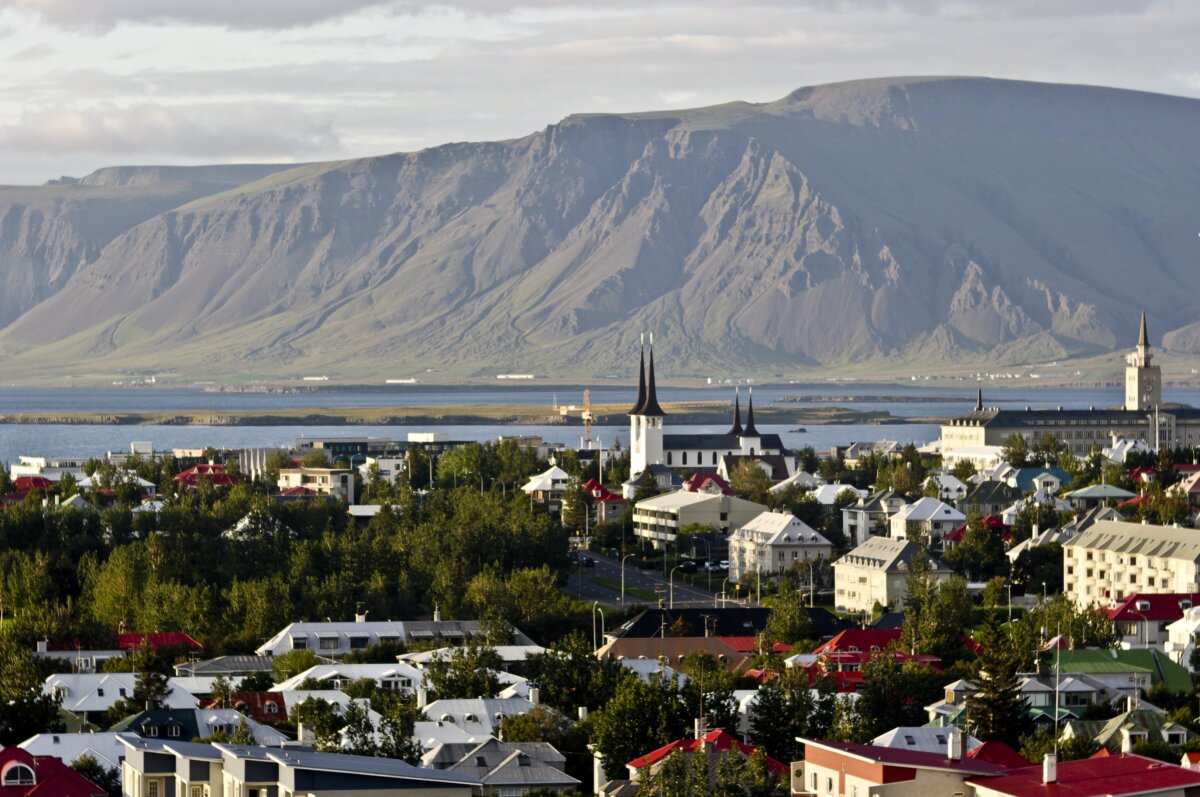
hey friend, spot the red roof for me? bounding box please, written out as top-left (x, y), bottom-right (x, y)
top-left (948, 515), bottom-right (1011, 541)
top-left (13, 475), bottom-right (54, 491)
top-left (1106, 593), bottom-right (1200, 623)
top-left (813, 628), bottom-right (901, 655)
top-left (175, 463), bottom-right (237, 487)
top-left (200, 691), bottom-right (286, 725)
top-left (1128, 466), bottom-right (1158, 482)
top-left (0, 748), bottom-right (106, 797)
top-left (1119, 493), bottom-right (1149, 508)
top-left (967, 741), bottom-right (1031, 769)
top-left (279, 486), bottom-right (318, 497)
top-left (117, 632), bottom-right (202, 651)
top-left (581, 479), bottom-right (625, 503)
top-left (965, 753), bottom-right (1200, 796)
top-left (803, 738), bottom-right (1012, 776)
top-left (683, 473), bottom-right (733, 495)
top-left (628, 729), bottom-right (786, 774)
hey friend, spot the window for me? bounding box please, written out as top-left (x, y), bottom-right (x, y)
top-left (667, 452), bottom-right (672, 465)
top-left (265, 701), bottom-right (279, 715)
top-left (682, 452), bottom-right (688, 466)
top-left (319, 637), bottom-right (339, 650)
top-left (191, 788), bottom-right (203, 797)
top-left (119, 688), bottom-right (127, 697)
top-left (97, 688), bottom-right (105, 697)
top-left (348, 636), bottom-right (369, 649)
top-left (147, 781), bottom-right (160, 797)
top-left (2, 765), bottom-right (35, 786)
top-left (169, 725), bottom-right (181, 737)
top-left (292, 637), bottom-right (307, 650)
top-left (147, 726), bottom-right (159, 737)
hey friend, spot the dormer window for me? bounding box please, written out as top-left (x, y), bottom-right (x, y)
top-left (2, 764), bottom-right (35, 786)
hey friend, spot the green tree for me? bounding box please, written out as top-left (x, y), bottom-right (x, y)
top-left (209, 674), bottom-right (233, 708)
top-left (424, 645), bottom-right (504, 700)
top-left (950, 460), bottom-right (978, 482)
top-left (301, 449), bottom-right (332, 468)
top-left (965, 618), bottom-right (1032, 747)
top-left (1001, 434), bottom-right (1029, 468)
top-left (945, 513), bottom-right (1006, 581)
top-left (1019, 730), bottom-right (1098, 765)
top-left (272, 649), bottom-right (321, 684)
top-left (231, 717), bottom-right (254, 745)
top-left (71, 754), bottom-right (121, 797)
top-left (730, 459), bottom-right (772, 504)
top-left (590, 674), bottom-right (689, 777)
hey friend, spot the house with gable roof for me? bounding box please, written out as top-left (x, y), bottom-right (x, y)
top-left (727, 511), bottom-right (832, 585)
top-left (834, 536), bottom-right (953, 613)
top-left (841, 488), bottom-right (907, 548)
top-left (888, 497), bottom-right (966, 549)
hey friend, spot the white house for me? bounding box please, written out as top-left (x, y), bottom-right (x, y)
top-left (521, 466), bottom-right (571, 513)
top-left (1165, 606), bottom-right (1200, 670)
top-left (888, 497), bottom-right (965, 548)
top-left (256, 619), bottom-right (407, 658)
top-left (44, 673), bottom-right (198, 720)
top-left (727, 511), bottom-right (832, 585)
top-left (359, 456), bottom-right (407, 485)
top-left (18, 732), bottom-right (128, 771)
top-left (925, 474), bottom-right (968, 503)
top-left (421, 697), bottom-right (541, 740)
top-left (273, 663), bottom-right (424, 693)
top-left (277, 467), bottom-right (356, 503)
top-left (834, 537), bottom-right (953, 614)
top-left (632, 490), bottom-right (767, 548)
top-left (1063, 520), bottom-right (1200, 608)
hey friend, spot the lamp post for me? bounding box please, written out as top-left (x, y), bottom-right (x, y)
top-left (1007, 581), bottom-right (1013, 624)
top-left (669, 566), bottom-right (682, 609)
top-left (621, 554), bottom-right (635, 605)
top-left (720, 577), bottom-right (730, 608)
top-left (1042, 581), bottom-right (1048, 603)
top-left (802, 559), bottom-right (816, 607)
top-left (592, 601), bottom-right (606, 649)
top-left (1128, 609), bottom-right (1149, 648)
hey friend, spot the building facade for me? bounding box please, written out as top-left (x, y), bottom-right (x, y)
top-left (1063, 520), bottom-right (1200, 608)
top-left (833, 537), bottom-right (953, 614)
top-left (727, 511), bottom-right (832, 584)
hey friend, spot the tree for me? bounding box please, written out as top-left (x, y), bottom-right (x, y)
top-left (965, 618), bottom-right (1032, 747)
top-left (944, 514), bottom-right (1006, 581)
top-left (1010, 543), bottom-right (1063, 597)
top-left (272, 649), bottom-right (321, 684)
top-left (301, 449), bottom-right (332, 468)
top-left (209, 674), bottom-right (233, 708)
top-left (424, 645), bottom-right (504, 700)
top-left (748, 668), bottom-right (815, 762)
top-left (633, 469), bottom-right (661, 501)
top-left (1001, 434), bottom-right (1029, 468)
top-left (730, 460), bottom-right (771, 504)
top-left (950, 460), bottom-right (978, 483)
top-left (71, 754), bottom-right (120, 797)
top-left (590, 674), bottom-right (689, 777)
top-left (238, 671), bottom-right (274, 691)
top-left (1019, 730), bottom-right (1098, 764)
top-left (1010, 501), bottom-right (1059, 544)
top-left (231, 717), bottom-right (254, 745)
top-left (1029, 433), bottom-right (1068, 468)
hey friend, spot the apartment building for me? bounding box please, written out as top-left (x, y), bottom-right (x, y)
top-left (1062, 520), bottom-right (1200, 608)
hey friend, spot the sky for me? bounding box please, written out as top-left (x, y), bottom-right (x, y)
top-left (0, 0), bottom-right (1197, 185)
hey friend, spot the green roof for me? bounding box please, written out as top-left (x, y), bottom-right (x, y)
top-left (1054, 649), bottom-right (1193, 693)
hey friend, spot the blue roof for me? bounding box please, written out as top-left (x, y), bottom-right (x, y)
top-left (1010, 467), bottom-right (1073, 492)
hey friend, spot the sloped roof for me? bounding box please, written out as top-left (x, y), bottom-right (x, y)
top-left (627, 729), bottom-right (785, 774)
top-left (965, 752), bottom-right (1200, 796)
top-left (442, 738), bottom-right (577, 788)
top-left (1065, 519), bottom-right (1200, 564)
top-left (802, 738), bottom-right (1011, 776)
top-left (894, 496), bottom-right (965, 523)
top-left (732, 511), bottom-right (831, 548)
top-left (1107, 593), bottom-right (1200, 622)
top-left (838, 536), bottom-right (950, 574)
top-left (0, 747), bottom-right (107, 797)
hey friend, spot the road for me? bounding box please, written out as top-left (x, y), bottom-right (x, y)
top-left (566, 550), bottom-right (746, 610)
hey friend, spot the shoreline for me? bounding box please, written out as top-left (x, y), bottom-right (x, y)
top-left (0, 403), bottom-right (931, 428)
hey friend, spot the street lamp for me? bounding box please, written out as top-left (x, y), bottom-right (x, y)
top-left (1042, 581), bottom-right (1048, 603)
top-left (621, 554), bottom-right (635, 605)
top-left (669, 566), bottom-right (682, 609)
top-left (802, 560), bottom-right (816, 608)
top-left (720, 577), bottom-right (730, 608)
top-left (592, 601), bottom-right (606, 649)
top-left (1128, 609), bottom-right (1149, 648)
top-left (1007, 581), bottom-right (1013, 624)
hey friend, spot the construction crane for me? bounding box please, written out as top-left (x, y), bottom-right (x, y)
top-left (557, 389), bottom-right (595, 446)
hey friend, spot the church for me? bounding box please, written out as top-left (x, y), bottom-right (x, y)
top-left (627, 341), bottom-right (795, 482)
top-left (940, 314), bottom-right (1200, 468)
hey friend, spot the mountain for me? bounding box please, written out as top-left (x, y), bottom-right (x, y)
top-left (0, 77), bottom-right (1197, 383)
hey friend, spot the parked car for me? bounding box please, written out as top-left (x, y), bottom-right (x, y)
top-left (719, 560), bottom-right (730, 570)
top-left (582, 556), bottom-right (596, 568)
top-left (704, 561), bottom-right (723, 573)
top-left (677, 560), bottom-right (697, 573)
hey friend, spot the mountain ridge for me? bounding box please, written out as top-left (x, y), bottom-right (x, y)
top-left (0, 76), bottom-right (1197, 382)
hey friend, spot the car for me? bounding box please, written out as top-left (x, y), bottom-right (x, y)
top-left (582, 556), bottom-right (596, 568)
top-left (718, 560), bottom-right (730, 570)
top-left (677, 560), bottom-right (697, 573)
top-left (704, 561), bottom-right (723, 573)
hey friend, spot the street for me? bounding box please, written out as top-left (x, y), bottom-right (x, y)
top-left (568, 550), bottom-right (745, 610)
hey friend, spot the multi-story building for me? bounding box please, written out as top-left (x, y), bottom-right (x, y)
top-left (941, 316), bottom-right (1200, 466)
top-left (1105, 593), bottom-right (1200, 651)
top-left (888, 497), bottom-right (966, 549)
top-left (1062, 520), bottom-right (1200, 608)
top-left (277, 467), bottom-right (355, 503)
top-left (632, 490), bottom-right (766, 549)
top-left (119, 736), bottom-right (478, 797)
top-left (627, 342), bottom-right (793, 478)
top-left (841, 489), bottom-right (906, 548)
top-left (794, 736), bottom-right (1011, 797)
top-left (833, 537), bottom-right (952, 614)
top-left (727, 511), bottom-right (832, 584)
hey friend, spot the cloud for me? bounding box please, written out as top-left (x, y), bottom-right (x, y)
top-left (0, 102), bottom-right (341, 158)
top-left (9, 42), bottom-right (56, 60)
top-left (10, 0), bottom-right (391, 30)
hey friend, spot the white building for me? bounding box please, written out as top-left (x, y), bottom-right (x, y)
top-left (834, 536), bottom-right (953, 614)
top-left (1166, 606), bottom-right (1200, 670)
top-left (277, 467), bottom-right (355, 503)
top-left (888, 497), bottom-right (966, 548)
top-left (632, 489), bottom-right (766, 549)
top-left (273, 663), bottom-right (424, 693)
top-left (727, 511), bottom-right (832, 584)
top-left (44, 673), bottom-right (198, 721)
top-left (359, 456), bottom-right (407, 485)
top-left (925, 474), bottom-right (968, 503)
top-left (19, 732), bottom-right (128, 771)
top-left (256, 619), bottom-right (407, 658)
top-left (627, 343), bottom-right (793, 478)
top-left (1063, 519), bottom-right (1200, 608)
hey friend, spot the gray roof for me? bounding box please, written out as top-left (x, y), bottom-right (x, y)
top-left (175, 655), bottom-right (276, 677)
top-left (443, 739), bottom-right (578, 788)
top-left (261, 747), bottom-right (479, 785)
top-left (837, 536), bottom-right (950, 574)
top-left (1064, 519), bottom-right (1200, 561)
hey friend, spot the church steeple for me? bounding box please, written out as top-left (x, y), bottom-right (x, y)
top-left (727, 388), bottom-right (743, 435)
top-left (742, 387), bottom-right (759, 437)
top-left (1126, 311), bottom-right (1161, 411)
top-left (640, 339), bottom-right (666, 418)
top-left (629, 340), bottom-right (647, 415)
top-left (1139, 310), bottom-right (1149, 350)
top-left (975, 381), bottom-right (983, 412)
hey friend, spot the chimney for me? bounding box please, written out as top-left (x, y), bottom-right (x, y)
top-left (578, 706), bottom-right (588, 721)
top-left (529, 687), bottom-right (540, 706)
top-left (354, 612), bottom-right (367, 623)
top-left (1121, 728), bottom-right (1133, 754)
top-left (1043, 752), bottom-right (1057, 784)
top-left (433, 605), bottom-right (441, 622)
top-left (417, 687), bottom-right (427, 709)
top-left (947, 728), bottom-right (963, 760)
top-left (36, 640), bottom-right (48, 654)
top-left (298, 722), bottom-right (315, 745)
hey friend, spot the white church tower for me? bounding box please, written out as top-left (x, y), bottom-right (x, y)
top-left (629, 337), bottom-right (665, 476)
top-left (1125, 311), bottom-right (1161, 411)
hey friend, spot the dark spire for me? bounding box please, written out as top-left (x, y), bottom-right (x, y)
top-left (1138, 311), bottom-right (1149, 349)
top-left (975, 381), bottom-right (983, 412)
top-left (629, 342), bottom-right (647, 416)
top-left (742, 387), bottom-right (759, 437)
top-left (727, 388), bottom-right (743, 435)
top-left (640, 338), bottom-right (666, 417)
